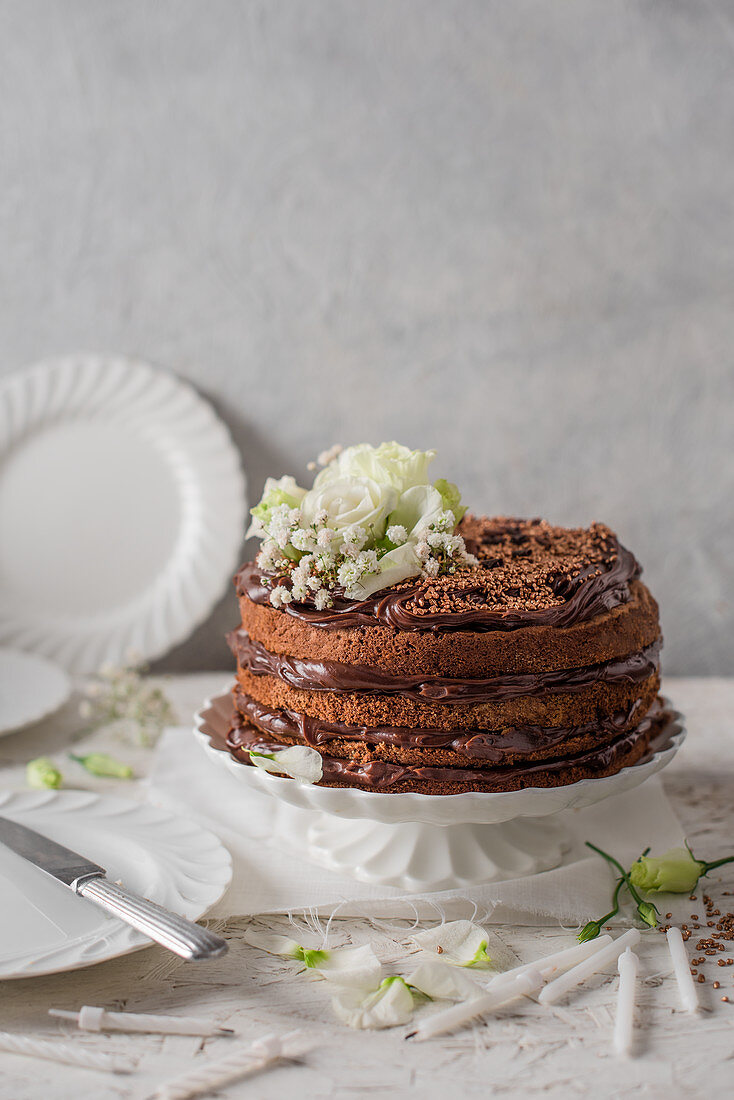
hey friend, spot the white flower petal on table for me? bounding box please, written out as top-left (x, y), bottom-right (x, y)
top-left (411, 921), bottom-right (517, 970)
top-left (332, 977), bottom-right (415, 1030)
top-left (242, 931), bottom-right (380, 988)
top-left (311, 943), bottom-right (382, 989)
top-left (249, 745), bottom-right (323, 784)
top-left (408, 960), bottom-right (484, 1001)
top-left (241, 930), bottom-right (303, 958)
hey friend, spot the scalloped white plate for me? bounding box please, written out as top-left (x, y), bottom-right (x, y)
top-left (0, 355), bottom-right (246, 673)
top-left (0, 648), bottom-right (71, 735)
top-left (0, 790), bottom-right (232, 979)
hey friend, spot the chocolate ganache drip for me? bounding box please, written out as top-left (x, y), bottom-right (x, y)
top-left (233, 689), bottom-right (648, 764)
top-left (225, 701), bottom-right (671, 791)
top-left (229, 630), bottom-right (661, 704)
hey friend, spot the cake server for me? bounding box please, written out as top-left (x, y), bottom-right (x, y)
top-left (0, 815), bottom-right (227, 961)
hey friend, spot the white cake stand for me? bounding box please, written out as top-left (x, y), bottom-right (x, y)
top-left (194, 692), bottom-right (685, 892)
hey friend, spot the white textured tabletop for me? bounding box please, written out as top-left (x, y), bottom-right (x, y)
top-left (0, 674), bottom-right (732, 1099)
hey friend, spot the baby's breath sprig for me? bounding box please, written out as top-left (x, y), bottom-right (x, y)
top-left (414, 511), bottom-right (475, 579)
top-left (255, 505), bottom-right (475, 610)
top-left (79, 655), bottom-right (176, 746)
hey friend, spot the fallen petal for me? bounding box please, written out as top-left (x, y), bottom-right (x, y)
top-left (408, 960), bottom-right (484, 1001)
top-left (241, 930), bottom-right (303, 958)
top-left (312, 943), bottom-right (382, 989)
top-left (332, 977), bottom-right (415, 1030)
top-left (411, 921), bottom-right (510, 968)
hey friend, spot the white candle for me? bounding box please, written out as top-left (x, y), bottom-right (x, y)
top-left (49, 1006), bottom-right (234, 1037)
top-left (0, 1032), bottom-right (131, 1074)
top-left (538, 929), bottom-right (641, 1006)
top-left (150, 1031), bottom-right (311, 1100)
top-left (614, 947), bottom-right (639, 1056)
top-left (666, 926), bottom-right (698, 1013)
top-left (489, 935), bottom-right (614, 988)
top-left (408, 969), bottom-right (543, 1042)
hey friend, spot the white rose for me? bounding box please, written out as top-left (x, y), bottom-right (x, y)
top-left (299, 476), bottom-right (397, 541)
top-left (347, 543), bottom-right (422, 600)
top-left (386, 484), bottom-right (446, 539)
top-left (315, 442), bottom-right (436, 494)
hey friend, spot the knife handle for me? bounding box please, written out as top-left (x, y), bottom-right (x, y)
top-left (77, 877), bottom-right (227, 961)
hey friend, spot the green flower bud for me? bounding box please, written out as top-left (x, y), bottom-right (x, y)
top-left (70, 753), bottom-right (133, 779)
top-left (577, 920), bottom-right (603, 944)
top-left (636, 901), bottom-right (659, 928)
top-left (26, 757), bottom-right (62, 790)
top-left (629, 847), bottom-right (706, 894)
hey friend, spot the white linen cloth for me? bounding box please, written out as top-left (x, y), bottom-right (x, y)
top-left (146, 725), bottom-right (686, 926)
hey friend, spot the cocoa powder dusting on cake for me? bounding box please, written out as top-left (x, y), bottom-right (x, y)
top-left (404, 516), bottom-right (621, 618)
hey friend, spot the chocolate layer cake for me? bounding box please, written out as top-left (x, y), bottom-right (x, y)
top-left (225, 515), bottom-right (666, 794)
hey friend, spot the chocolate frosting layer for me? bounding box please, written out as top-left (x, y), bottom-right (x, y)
top-left (236, 539), bottom-right (639, 634)
top-left (225, 702), bottom-right (669, 791)
top-left (233, 689), bottom-right (647, 764)
top-left (228, 629), bottom-right (661, 705)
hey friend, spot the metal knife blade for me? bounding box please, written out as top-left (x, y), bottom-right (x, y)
top-left (0, 814), bottom-right (104, 888)
top-left (0, 813), bottom-right (227, 960)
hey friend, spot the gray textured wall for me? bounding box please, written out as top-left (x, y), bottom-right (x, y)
top-left (1, 1), bottom-right (732, 674)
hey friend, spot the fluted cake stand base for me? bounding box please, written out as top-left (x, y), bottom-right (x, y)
top-left (195, 692), bottom-right (685, 892)
top-left (273, 803), bottom-right (570, 890)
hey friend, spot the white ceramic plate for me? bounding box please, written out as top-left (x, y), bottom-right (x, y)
top-left (0, 648), bottom-right (71, 735)
top-left (0, 355), bottom-right (246, 673)
top-left (0, 789), bottom-right (232, 979)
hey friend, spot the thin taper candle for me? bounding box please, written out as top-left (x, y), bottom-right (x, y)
top-left (49, 1006), bottom-right (234, 1037)
top-left (538, 929), bottom-right (641, 1005)
top-left (614, 947), bottom-right (639, 1056)
top-left (408, 969), bottom-right (543, 1042)
top-left (489, 935), bottom-right (613, 989)
top-left (666, 926), bottom-right (698, 1013)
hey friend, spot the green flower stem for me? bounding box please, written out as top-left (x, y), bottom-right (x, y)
top-left (603, 876), bottom-right (625, 923)
top-left (586, 842), bottom-right (656, 911)
top-left (578, 877), bottom-right (625, 943)
top-left (702, 855), bottom-right (734, 874)
top-left (585, 841), bottom-right (660, 928)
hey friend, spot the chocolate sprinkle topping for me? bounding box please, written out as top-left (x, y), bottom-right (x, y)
top-left (237, 516), bottom-right (640, 633)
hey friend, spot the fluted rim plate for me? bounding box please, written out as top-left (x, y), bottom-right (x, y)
top-left (0, 790), bottom-right (232, 979)
top-left (195, 690), bottom-right (685, 827)
top-left (0, 355), bottom-right (246, 672)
